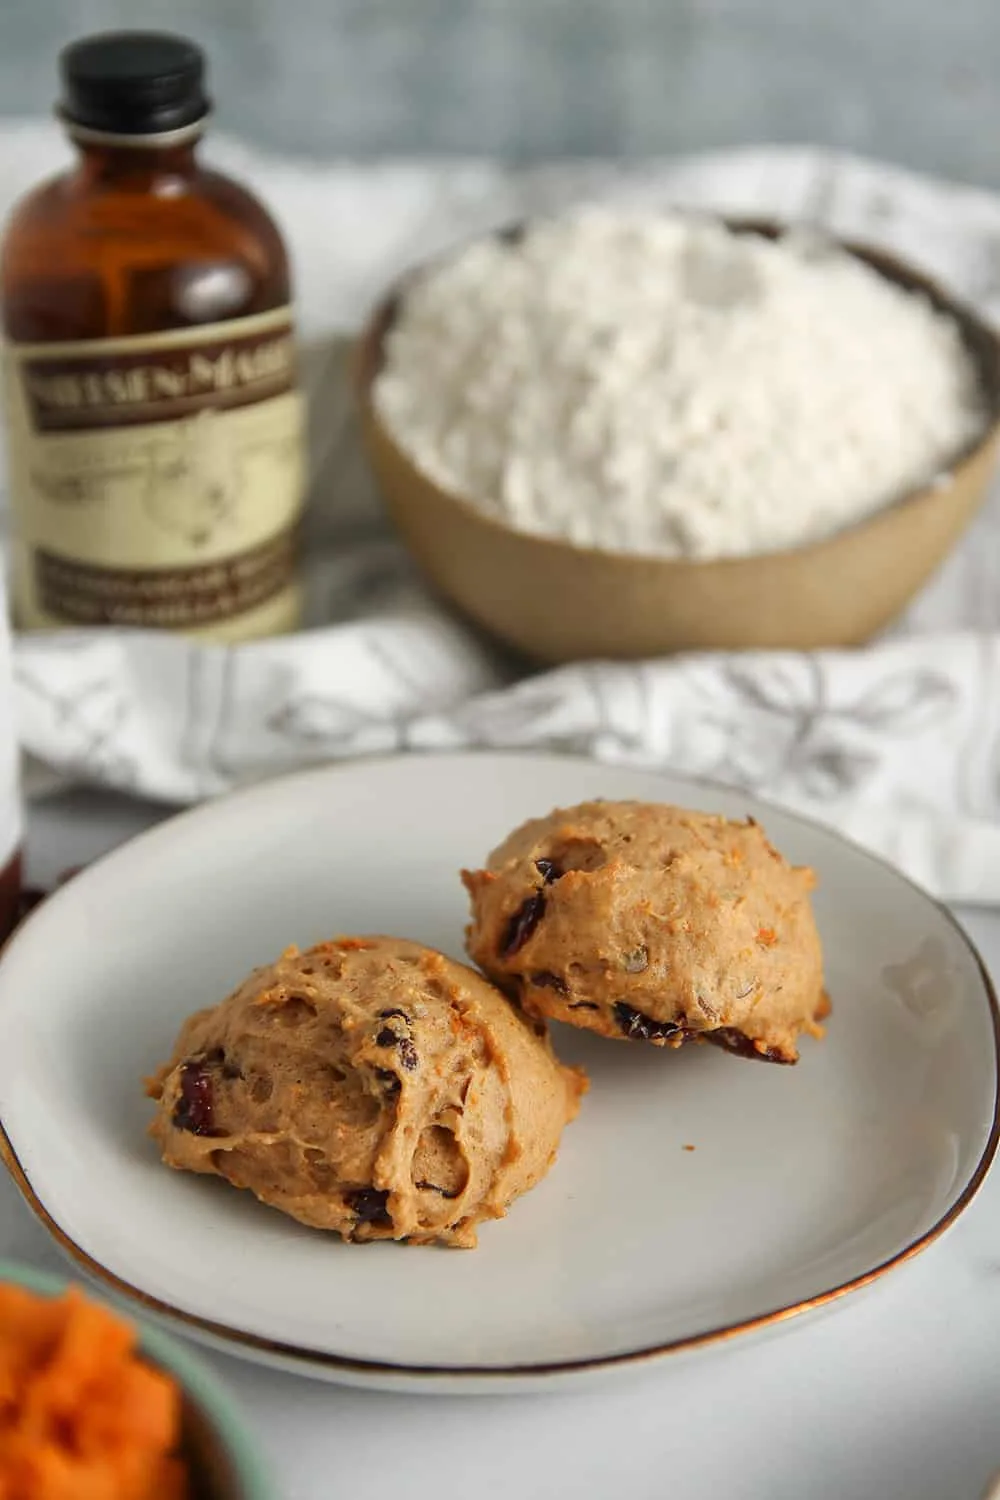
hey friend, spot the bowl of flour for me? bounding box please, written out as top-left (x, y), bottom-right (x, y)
top-left (358, 211), bottom-right (1000, 661)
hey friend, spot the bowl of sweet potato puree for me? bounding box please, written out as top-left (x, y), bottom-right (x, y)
top-left (0, 1260), bottom-right (270, 1500)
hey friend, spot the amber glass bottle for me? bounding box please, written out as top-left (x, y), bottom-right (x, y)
top-left (1, 31), bottom-right (304, 640)
top-left (0, 569), bottom-right (21, 943)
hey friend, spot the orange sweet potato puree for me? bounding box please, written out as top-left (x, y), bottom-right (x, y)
top-left (0, 1284), bottom-right (189, 1500)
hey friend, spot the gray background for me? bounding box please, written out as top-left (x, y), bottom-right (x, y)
top-left (1, 0), bottom-right (998, 186)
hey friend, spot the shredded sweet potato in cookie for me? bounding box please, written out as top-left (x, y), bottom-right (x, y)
top-left (0, 1285), bottom-right (188, 1500)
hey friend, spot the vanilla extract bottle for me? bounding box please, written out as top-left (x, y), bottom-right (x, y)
top-left (1, 31), bottom-right (304, 639)
top-left (0, 571), bottom-right (20, 944)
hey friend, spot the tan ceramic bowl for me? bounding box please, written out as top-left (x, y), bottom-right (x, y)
top-left (356, 220), bottom-right (1000, 664)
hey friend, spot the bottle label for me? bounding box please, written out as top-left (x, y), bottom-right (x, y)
top-left (3, 307), bottom-right (304, 639)
top-left (0, 568), bottom-right (21, 868)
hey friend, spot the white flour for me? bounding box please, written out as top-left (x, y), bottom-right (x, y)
top-left (374, 210), bottom-right (986, 558)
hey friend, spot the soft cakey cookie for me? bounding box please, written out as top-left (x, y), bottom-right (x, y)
top-left (146, 936), bottom-right (586, 1248)
top-left (463, 801), bottom-right (827, 1063)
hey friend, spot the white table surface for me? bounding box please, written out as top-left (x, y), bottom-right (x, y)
top-left (4, 786), bottom-right (999, 1500)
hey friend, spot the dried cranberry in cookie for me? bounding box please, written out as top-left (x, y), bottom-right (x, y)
top-left (463, 801), bottom-right (826, 1063)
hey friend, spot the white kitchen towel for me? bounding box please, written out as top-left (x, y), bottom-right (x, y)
top-left (6, 121), bottom-right (1000, 903)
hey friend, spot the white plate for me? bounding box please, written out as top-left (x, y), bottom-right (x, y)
top-left (0, 753), bottom-right (996, 1395)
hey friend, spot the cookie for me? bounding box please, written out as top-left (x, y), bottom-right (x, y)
top-left (146, 936), bottom-right (586, 1248)
top-left (463, 801), bottom-right (827, 1063)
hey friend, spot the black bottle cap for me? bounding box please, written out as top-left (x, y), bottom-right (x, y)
top-left (59, 31), bottom-right (210, 136)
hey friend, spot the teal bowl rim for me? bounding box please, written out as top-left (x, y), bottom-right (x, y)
top-left (0, 1257), bottom-right (272, 1500)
